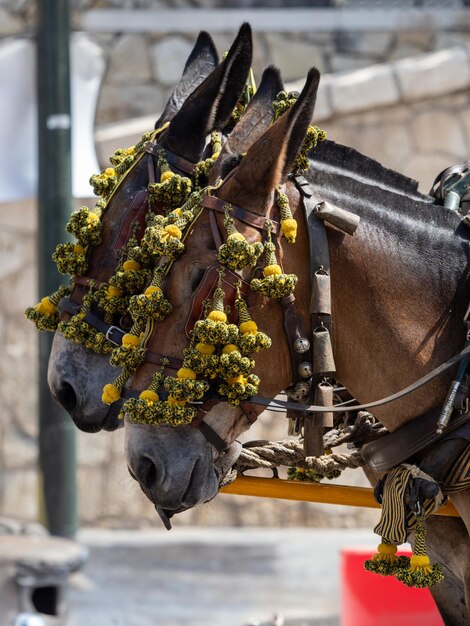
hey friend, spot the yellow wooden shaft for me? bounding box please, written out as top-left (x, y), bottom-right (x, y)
top-left (220, 476), bottom-right (459, 517)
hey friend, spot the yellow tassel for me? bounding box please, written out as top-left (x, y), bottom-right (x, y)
top-left (102, 383), bottom-right (121, 404)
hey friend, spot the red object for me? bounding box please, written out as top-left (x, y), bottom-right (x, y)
top-left (341, 547), bottom-right (444, 626)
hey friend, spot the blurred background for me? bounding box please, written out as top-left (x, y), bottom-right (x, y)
top-left (0, 1), bottom-right (469, 624)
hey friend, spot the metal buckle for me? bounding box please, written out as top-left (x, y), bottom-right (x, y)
top-left (105, 325), bottom-right (124, 346)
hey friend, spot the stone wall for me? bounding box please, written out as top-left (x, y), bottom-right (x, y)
top-left (0, 3), bottom-right (469, 528)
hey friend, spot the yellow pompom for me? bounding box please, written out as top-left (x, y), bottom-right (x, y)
top-left (177, 367), bottom-right (197, 379)
top-left (107, 286), bottom-right (122, 298)
top-left (125, 147), bottom-right (135, 155)
top-left (196, 343), bottom-right (215, 355)
top-left (377, 543), bottom-right (397, 556)
top-left (73, 244), bottom-right (85, 255)
top-left (102, 383), bottom-right (121, 404)
top-left (227, 374), bottom-right (246, 385)
top-left (281, 218), bottom-right (297, 243)
top-left (122, 333), bottom-right (140, 347)
top-left (164, 224), bottom-right (182, 239)
top-left (86, 211), bottom-right (99, 224)
top-left (139, 389), bottom-right (159, 403)
top-left (144, 286), bottom-right (162, 296)
top-left (264, 264), bottom-right (282, 277)
top-left (208, 310), bottom-right (227, 323)
top-left (410, 555), bottom-right (431, 569)
top-left (37, 297), bottom-right (57, 316)
top-left (160, 170), bottom-right (174, 183)
top-left (123, 260), bottom-right (141, 271)
top-left (239, 320), bottom-right (258, 334)
top-left (212, 151), bottom-right (220, 159)
top-left (227, 232), bottom-right (245, 242)
top-left (167, 395), bottom-right (186, 407)
top-left (222, 344), bottom-right (239, 354)
top-left (171, 208), bottom-right (183, 217)
top-left (104, 167), bottom-right (115, 177)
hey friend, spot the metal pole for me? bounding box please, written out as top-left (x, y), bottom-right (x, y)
top-left (36, 0), bottom-right (77, 537)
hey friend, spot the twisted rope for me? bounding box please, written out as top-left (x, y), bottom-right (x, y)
top-left (221, 411), bottom-right (387, 487)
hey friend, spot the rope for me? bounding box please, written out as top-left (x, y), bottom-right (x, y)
top-left (221, 411), bottom-right (386, 486)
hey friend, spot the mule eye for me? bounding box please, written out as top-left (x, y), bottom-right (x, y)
top-left (190, 266), bottom-right (205, 291)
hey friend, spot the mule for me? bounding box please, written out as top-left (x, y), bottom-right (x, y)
top-left (47, 24), bottom-right (258, 432)
top-left (121, 69), bottom-right (470, 622)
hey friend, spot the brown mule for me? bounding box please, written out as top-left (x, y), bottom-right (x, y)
top-left (47, 25), bottom-right (255, 432)
top-left (124, 68), bottom-right (470, 623)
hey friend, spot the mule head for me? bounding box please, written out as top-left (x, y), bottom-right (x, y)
top-left (125, 68), bottom-right (321, 516)
top-left (48, 27), bottom-right (252, 433)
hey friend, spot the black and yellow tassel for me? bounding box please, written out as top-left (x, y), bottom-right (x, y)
top-left (123, 362), bottom-right (167, 425)
top-left (193, 279), bottom-right (238, 346)
top-left (183, 340), bottom-right (219, 379)
top-left (218, 373), bottom-right (260, 407)
top-left (25, 285), bottom-right (71, 332)
top-left (235, 290), bottom-right (272, 356)
top-left (109, 259), bottom-right (151, 295)
top-left (53, 242), bottom-right (88, 276)
top-left (66, 206), bottom-right (102, 247)
top-left (128, 266), bottom-right (172, 323)
top-left (364, 540), bottom-right (410, 577)
top-left (148, 150), bottom-right (192, 211)
top-left (395, 517), bottom-right (444, 588)
top-left (276, 186), bottom-right (297, 243)
top-left (89, 167), bottom-right (118, 198)
top-left (250, 222), bottom-right (297, 299)
top-left (217, 207), bottom-right (263, 270)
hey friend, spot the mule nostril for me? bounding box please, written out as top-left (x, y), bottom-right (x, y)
top-left (54, 382), bottom-right (78, 413)
top-left (136, 457), bottom-right (158, 491)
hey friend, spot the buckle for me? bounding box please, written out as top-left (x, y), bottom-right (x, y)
top-left (105, 325), bottom-right (125, 346)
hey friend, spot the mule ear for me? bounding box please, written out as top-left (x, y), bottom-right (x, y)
top-left (281, 67), bottom-right (320, 179)
top-left (218, 68), bottom-right (320, 209)
top-left (212, 65), bottom-right (283, 181)
top-left (155, 31), bottom-right (219, 128)
top-left (162, 23), bottom-right (253, 162)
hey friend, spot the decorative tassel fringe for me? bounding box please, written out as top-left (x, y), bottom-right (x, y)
top-left (235, 294), bottom-right (272, 355)
top-left (276, 186), bottom-right (297, 243)
top-left (217, 207), bottom-right (263, 270)
top-left (147, 150), bottom-right (192, 211)
top-left (364, 541), bottom-right (410, 577)
top-left (193, 280), bottom-right (239, 346)
top-left (66, 206), bottom-right (102, 247)
top-left (250, 222), bottom-right (297, 299)
top-left (53, 243), bottom-right (88, 276)
top-left (25, 285), bottom-right (71, 332)
top-left (395, 517), bottom-right (444, 588)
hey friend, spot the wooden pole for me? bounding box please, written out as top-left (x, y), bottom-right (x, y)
top-left (220, 476), bottom-right (459, 517)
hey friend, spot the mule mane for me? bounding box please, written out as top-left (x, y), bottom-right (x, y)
top-left (310, 139), bottom-right (430, 202)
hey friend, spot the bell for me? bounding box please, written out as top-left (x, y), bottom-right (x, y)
top-left (289, 382), bottom-right (310, 402)
top-left (298, 361), bottom-right (313, 378)
top-left (294, 337), bottom-right (310, 353)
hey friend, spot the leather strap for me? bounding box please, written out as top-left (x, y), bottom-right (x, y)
top-left (196, 421), bottom-right (228, 453)
top-left (362, 408), bottom-right (470, 473)
top-left (280, 293), bottom-right (310, 389)
top-left (201, 195), bottom-right (281, 235)
top-left (145, 351), bottom-right (183, 371)
top-left (74, 275), bottom-right (105, 289)
top-left (143, 141), bottom-right (197, 176)
top-left (58, 298), bottom-right (126, 346)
